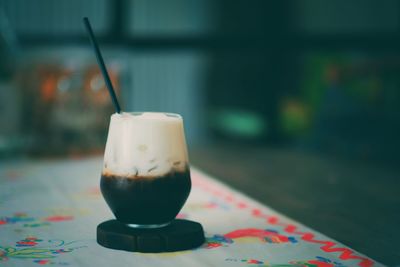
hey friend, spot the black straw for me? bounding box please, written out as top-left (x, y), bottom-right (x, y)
top-left (83, 17), bottom-right (121, 113)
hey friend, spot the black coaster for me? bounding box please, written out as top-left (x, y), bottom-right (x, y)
top-left (97, 219), bottom-right (205, 253)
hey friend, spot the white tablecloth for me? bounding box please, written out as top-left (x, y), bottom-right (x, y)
top-left (0, 157), bottom-right (381, 267)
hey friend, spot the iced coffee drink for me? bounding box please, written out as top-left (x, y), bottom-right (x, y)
top-left (100, 112), bottom-right (191, 228)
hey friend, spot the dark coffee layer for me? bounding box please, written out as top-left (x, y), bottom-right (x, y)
top-left (100, 170), bottom-right (191, 225)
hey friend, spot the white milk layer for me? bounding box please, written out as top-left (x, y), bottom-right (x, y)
top-left (103, 112), bottom-right (189, 177)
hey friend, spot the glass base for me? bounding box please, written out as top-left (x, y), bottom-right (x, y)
top-left (126, 221), bottom-right (171, 229)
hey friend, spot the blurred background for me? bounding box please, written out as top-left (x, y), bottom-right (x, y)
top-left (1, 0), bottom-right (399, 264)
top-left (1, 0), bottom-right (400, 163)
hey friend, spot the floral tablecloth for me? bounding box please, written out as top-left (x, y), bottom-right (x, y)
top-left (0, 157), bottom-right (382, 267)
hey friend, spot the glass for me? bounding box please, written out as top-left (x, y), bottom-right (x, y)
top-left (100, 112), bottom-right (191, 228)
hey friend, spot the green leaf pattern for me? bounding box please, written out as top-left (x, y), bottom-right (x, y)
top-left (0, 237), bottom-right (84, 263)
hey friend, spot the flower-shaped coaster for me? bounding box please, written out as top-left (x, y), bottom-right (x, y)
top-left (97, 219), bottom-right (205, 253)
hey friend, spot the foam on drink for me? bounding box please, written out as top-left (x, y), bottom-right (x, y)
top-left (103, 112), bottom-right (189, 178)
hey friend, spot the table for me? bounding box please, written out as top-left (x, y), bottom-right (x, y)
top-left (0, 157), bottom-right (382, 266)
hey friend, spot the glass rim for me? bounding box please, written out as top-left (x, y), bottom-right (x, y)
top-left (115, 111), bottom-right (182, 119)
